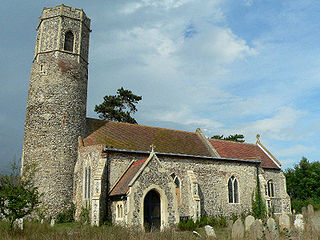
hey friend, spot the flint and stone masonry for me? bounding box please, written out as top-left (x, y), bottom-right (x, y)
top-left (22, 5), bottom-right (290, 228)
top-left (21, 5), bottom-right (91, 215)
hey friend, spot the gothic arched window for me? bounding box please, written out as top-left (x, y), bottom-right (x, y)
top-left (170, 173), bottom-right (181, 205)
top-left (228, 176), bottom-right (239, 203)
top-left (84, 166), bottom-right (91, 200)
top-left (267, 180), bottom-right (274, 197)
top-left (64, 31), bottom-right (74, 52)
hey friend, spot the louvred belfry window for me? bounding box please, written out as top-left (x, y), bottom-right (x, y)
top-left (64, 31), bottom-right (74, 52)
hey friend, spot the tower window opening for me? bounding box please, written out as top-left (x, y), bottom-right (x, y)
top-left (64, 31), bottom-right (74, 52)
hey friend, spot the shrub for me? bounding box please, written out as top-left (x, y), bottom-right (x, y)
top-left (178, 219), bottom-right (196, 231)
top-left (79, 206), bottom-right (90, 224)
top-left (218, 215), bottom-right (227, 227)
top-left (56, 203), bottom-right (75, 223)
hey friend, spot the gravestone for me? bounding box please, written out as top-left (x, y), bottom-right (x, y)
top-left (41, 219), bottom-right (44, 224)
top-left (205, 225), bottom-right (216, 238)
top-left (245, 215), bottom-right (255, 231)
top-left (310, 216), bottom-right (320, 236)
top-left (231, 219), bottom-right (244, 240)
top-left (249, 219), bottom-right (263, 240)
top-left (294, 214), bottom-right (304, 232)
top-left (279, 213), bottom-right (290, 230)
top-left (307, 204), bottom-right (314, 219)
top-left (267, 217), bottom-right (276, 232)
top-left (227, 219), bottom-right (234, 230)
top-left (50, 218), bottom-right (55, 227)
top-left (301, 207), bottom-right (307, 218)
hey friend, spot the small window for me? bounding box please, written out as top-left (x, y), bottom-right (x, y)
top-left (170, 173), bottom-right (181, 205)
top-left (84, 166), bottom-right (91, 200)
top-left (267, 180), bottom-right (274, 197)
top-left (228, 176), bottom-right (239, 203)
top-left (64, 31), bottom-right (74, 52)
top-left (116, 202), bottom-right (124, 219)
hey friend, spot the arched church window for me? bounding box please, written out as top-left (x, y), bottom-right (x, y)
top-left (170, 173), bottom-right (181, 205)
top-left (64, 31), bottom-right (74, 52)
top-left (228, 176), bottom-right (239, 203)
top-left (267, 180), bottom-right (274, 197)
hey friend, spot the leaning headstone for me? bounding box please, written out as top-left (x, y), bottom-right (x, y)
top-left (301, 207), bottom-right (307, 218)
top-left (245, 215), bottom-right (255, 231)
top-left (249, 219), bottom-right (263, 240)
top-left (50, 218), bottom-right (55, 227)
top-left (231, 219), bottom-right (245, 240)
top-left (267, 217), bottom-right (276, 232)
top-left (279, 213), bottom-right (290, 230)
top-left (227, 219), bottom-right (234, 230)
top-left (307, 204), bottom-right (314, 219)
top-left (14, 218), bottom-right (23, 230)
top-left (310, 216), bottom-right (320, 236)
top-left (192, 231), bottom-right (201, 237)
top-left (294, 214), bottom-right (304, 232)
top-left (205, 225), bottom-right (216, 238)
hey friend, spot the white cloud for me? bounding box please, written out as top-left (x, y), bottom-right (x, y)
top-left (276, 144), bottom-right (316, 158)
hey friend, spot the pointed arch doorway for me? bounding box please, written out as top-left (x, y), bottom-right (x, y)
top-left (144, 190), bottom-right (161, 231)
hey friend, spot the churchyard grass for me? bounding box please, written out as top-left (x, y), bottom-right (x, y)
top-left (1, 211), bottom-right (320, 240)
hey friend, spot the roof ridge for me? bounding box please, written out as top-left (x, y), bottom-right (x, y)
top-left (86, 117), bottom-right (197, 135)
top-left (209, 138), bottom-right (257, 146)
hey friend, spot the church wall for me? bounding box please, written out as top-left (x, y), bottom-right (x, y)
top-left (262, 168), bottom-right (291, 214)
top-left (161, 157), bottom-right (258, 218)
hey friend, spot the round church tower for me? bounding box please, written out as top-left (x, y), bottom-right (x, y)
top-left (21, 5), bottom-right (91, 215)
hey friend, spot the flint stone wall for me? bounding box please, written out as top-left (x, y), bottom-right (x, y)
top-left (22, 4), bottom-right (91, 216)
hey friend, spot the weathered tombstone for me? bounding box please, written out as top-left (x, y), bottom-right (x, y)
top-left (249, 219), bottom-right (263, 240)
top-left (294, 214), bottom-right (304, 232)
top-left (245, 215), bottom-right (255, 231)
top-left (40, 219), bottom-right (44, 224)
top-left (267, 217), bottom-right (276, 232)
top-left (14, 218), bottom-right (23, 230)
top-left (279, 213), bottom-right (290, 230)
top-left (231, 219), bottom-right (245, 240)
top-left (227, 219), bottom-right (234, 230)
top-left (301, 207), bottom-right (307, 218)
top-left (50, 218), bottom-right (55, 227)
top-left (307, 204), bottom-right (314, 219)
top-left (205, 225), bottom-right (216, 238)
top-left (310, 216), bottom-right (320, 236)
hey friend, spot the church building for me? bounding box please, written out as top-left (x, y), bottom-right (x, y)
top-left (21, 5), bottom-right (291, 231)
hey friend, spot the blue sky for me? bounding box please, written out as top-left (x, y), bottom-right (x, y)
top-left (0, 0), bottom-right (319, 170)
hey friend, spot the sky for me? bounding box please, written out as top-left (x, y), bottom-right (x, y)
top-left (1, 0), bottom-right (319, 171)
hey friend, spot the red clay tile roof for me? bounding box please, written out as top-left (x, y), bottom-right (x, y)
top-left (85, 118), bottom-right (212, 157)
top-left (109, 158), bottom-right (147, 196)
top-left (209, 139), bottom-right (280, 169)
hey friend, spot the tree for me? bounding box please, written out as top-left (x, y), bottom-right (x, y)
top-left (285, 157), bottom-right (320, 211)
top-left (94, 87), bottom-right (142, 124)
top-left (0, 162), bottom-right (40, 230)
top-left (211, 134), bottom-right (245, 142)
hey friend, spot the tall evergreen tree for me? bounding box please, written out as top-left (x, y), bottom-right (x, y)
top-left (95, 87), bottom-right (142, 124)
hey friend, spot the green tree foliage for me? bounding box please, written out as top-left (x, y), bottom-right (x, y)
top-left (211, 134), bottom-right (245, 142)
top-left (0, 162), bottom-right (40, 230)
top-left (285, 157), bottom-right (320, 212)
top-left (94, 87), bottom-right (142, 124)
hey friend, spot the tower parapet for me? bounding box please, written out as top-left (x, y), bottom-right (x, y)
top-left (22, 5), bottom-right (91, 216)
